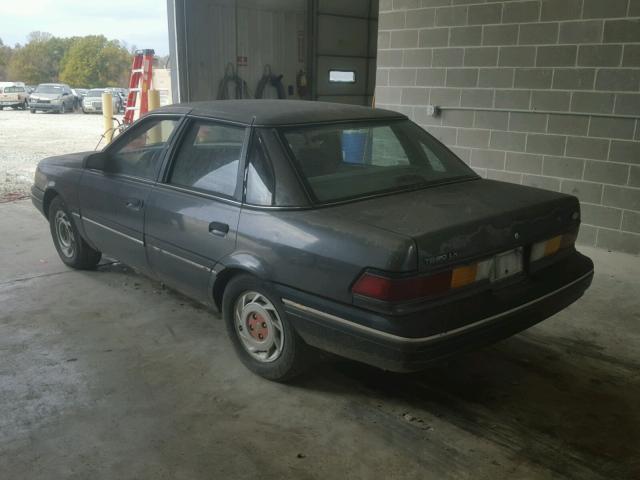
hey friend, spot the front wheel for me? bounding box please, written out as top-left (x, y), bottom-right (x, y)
top-left (223, 274), bottom-right (310, 382)
top-left (48, 196), bottom-right (102, 269)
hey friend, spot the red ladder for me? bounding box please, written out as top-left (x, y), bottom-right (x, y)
top-left (123, 49), bottom-right (154, 126)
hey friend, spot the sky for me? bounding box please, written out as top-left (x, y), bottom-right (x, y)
top-left (1, 0), bottom-right (170, 55)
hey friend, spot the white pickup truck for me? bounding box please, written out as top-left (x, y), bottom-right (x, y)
top-left (0, 82), bottom-right (30, 110)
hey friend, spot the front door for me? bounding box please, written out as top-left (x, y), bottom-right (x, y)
top-left (145, 119), bottom-right (248, 302)
top-left (78, 116), bottom-right (181, 271)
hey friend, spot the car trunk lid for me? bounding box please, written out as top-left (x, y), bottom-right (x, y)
top-left (326, 179), bottom-right (580, 272)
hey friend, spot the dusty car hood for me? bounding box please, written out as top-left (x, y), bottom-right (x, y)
top-left (325, 179), bottom-right (580, 271)
top-left (39, 151), bottom-right (93, 169)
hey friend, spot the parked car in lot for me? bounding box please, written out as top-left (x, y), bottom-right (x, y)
top-left (82, 88), bottom-right (120, 114)
top-left (29, 83), bottom-right (75, 114)
top-left (0, 82), bottom-right (30, 110)
top-left (31, 100), bottom-right (594, 381)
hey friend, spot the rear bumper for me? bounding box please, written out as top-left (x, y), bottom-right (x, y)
top-left (280, 251), bottom-right (594, 372)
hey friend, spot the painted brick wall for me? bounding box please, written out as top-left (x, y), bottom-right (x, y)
top-left (375, 0), bottom-right (640, 255)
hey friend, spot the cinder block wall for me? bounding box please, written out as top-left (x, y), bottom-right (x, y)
top-left (375, 0), bottom-right (640, 254)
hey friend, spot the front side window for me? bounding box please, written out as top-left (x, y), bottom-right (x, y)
top-left (281, 120), bottom-right (476, 203)
top-left (108, 118), bottom-right (179, 180)
top-left (169, 121), bottom-right (246, 198)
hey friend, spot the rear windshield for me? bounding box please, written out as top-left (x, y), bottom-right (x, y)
top-left (281, 119), bottom-right (477, 203)
top-left (87, 89), bottom-right (105, 97)
top-left (35, 85), bottom-right (63, 94)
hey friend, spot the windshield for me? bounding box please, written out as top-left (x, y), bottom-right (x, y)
top-left (281, 119), bottom-right (477, 203)
top-left (35, 85), bottom-right (63, 94)
top-left (3, 86), bottom-right (23, 93)
top-left (86, 89), bottom-right (104, 97)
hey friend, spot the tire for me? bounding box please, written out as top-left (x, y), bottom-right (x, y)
top-left (30, 109), bottom-right (36, 114)
top-left (0, 106), bottom-right (3, 110)
top-left (48, 196), bottom-right (102, 270)
top-left (59, 103), bottom-right (65, 114)
top-left (222, 274), bottom-right (309, 381)
top-left (82, 108), bottom-right (87, 114)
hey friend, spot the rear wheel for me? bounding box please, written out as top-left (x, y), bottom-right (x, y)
top-left (48, 196), bottom-right (101, 269)
top-left (223, 274), bottom-right (309, 381)
top-left (30, 109), bottom-right (36, 114)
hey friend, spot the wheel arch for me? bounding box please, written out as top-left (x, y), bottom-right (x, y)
top-left (42, 188), bottom-right (60, 218)
top-left (211, 254), bottom-right (272, 311)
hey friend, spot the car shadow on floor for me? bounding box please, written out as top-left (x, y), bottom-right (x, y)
top-left (294, 334), bottom-right (640, 479)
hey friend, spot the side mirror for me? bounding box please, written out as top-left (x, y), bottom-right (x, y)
top-left (85, 151), bottom-right (108, 170)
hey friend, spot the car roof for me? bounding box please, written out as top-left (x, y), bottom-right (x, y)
top-left (153, 99), bottom-right (406, 127)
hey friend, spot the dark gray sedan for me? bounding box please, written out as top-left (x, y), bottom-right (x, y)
top-left (31, 100), bottom-right (594, 381)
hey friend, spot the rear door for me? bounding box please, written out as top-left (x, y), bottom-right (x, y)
top-left (145, 118), bottom-right (249, 302)
top-left (78, 116), bottom-right (181, 271)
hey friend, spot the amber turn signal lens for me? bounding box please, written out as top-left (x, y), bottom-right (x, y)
top-left (543, 235), bottom-right (562, 256)
top-left (451, 263), bottom-right (478, 289)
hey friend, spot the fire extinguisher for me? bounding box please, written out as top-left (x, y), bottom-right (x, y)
top-left (296, 70), bottom-right (308, 98)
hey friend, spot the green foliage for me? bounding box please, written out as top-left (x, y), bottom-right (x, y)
top-left (4, 32), bottom-right (132, 87)
top-left (0, 38), bottom-right (14, 81)
top-left (60, 35), bottom-right (131, 88)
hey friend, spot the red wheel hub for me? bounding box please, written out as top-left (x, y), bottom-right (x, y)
top-left (247, 312), bottom-right (269, 341)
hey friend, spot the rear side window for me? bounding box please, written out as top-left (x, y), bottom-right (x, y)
top-left (169, 121), bottom-right (246, 198)
top-left (245, 132), bottom-right (275, 206)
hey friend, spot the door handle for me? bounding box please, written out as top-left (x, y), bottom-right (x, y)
top-left (209, 221), bottom-right (229, 237)
top-left (125, 198), bottom-right (143, 210)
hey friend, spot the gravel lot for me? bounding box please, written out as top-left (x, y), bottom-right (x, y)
top-left (0, 109), bottom-right (122, 201)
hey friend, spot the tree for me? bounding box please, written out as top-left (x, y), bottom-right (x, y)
top-left (0, 38), bottom-right (14, 81)
top-left (7, 32), bottom-right (74, 84)
top-left (59, 36), bottom-right (131, 87)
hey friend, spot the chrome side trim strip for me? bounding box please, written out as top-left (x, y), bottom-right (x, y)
top-left (82, 216), bottom-right (144, 245)
top-left (149, 245), bottom-right (210, 271)
top-left (282, 270), bottom-right (594, 345)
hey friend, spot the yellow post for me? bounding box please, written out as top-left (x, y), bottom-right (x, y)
top-left (148, 89), bottom-right (162, 144)
top-left (102, 91), bottom-right (114, 144)
top-left (148, 89), bottom-right (160, 112)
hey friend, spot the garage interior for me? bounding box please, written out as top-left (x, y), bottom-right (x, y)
top-left (2, 0), bottom-right (640, 479)
top-left (168, 0), bottom-right (379, 105)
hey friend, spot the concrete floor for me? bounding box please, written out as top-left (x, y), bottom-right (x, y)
top-left (1, 199), bottom-right (639, 480)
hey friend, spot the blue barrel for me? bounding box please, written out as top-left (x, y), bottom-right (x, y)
top-left (342, 130), bottom-right (368, 164)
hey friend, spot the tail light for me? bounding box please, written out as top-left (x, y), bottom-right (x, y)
top-left (352, 271), bottom-right (452, 302)
top-left (530, 232), bottom-right (576, 262)
top-left (353, 231), bottom-right (578, 303)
